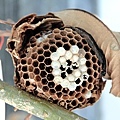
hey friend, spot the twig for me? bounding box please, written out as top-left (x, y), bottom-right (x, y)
top-left (0, 80), bottom-right (87, 120)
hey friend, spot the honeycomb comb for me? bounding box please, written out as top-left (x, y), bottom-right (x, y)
top-left (7, 10), bottom-right (108, 110)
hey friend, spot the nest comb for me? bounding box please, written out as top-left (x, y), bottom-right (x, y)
top-left (7, 10), bottom-right (107, 110)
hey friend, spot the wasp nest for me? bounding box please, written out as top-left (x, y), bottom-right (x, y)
top-left (7, 13), bottom-right (106, 110)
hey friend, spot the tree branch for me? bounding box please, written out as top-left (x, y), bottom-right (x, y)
top-left (0, 80), bottom-right (87, 120)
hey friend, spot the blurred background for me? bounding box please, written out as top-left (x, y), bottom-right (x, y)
top-left (0, 0), bottom-right (120, 120)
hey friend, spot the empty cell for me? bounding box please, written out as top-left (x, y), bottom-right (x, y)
top-left (40, 71), bottom-right (47, 77)
top-left (21, 59), bottom-right (26, 64)
top-left (86, 61), bottom-right (91, 67)
top-left (60, 30), bottom-right (67, 36)
top-left (38, 55), bottom-right (44, 62)
top-left (22, 65), bottom-right (27, 72)
top-left (47, 74), bottom-right (54, 81)
top-left (43, 44), bottom-right (49, 50)
top-left (44, 51), bottom-right (51, 57)
top-left (37, 48), bottom-right (43, 54)
top-left (92, 56), bottom-right (97, 63)
top-left (75, 78), bottom-right (81, 84)
top-left (27, 58), bottom-right (32, 65)
top-left (42, 78), bottom-right (48, 85)
top-left (62, 37), bottom-right (68, 43)
top-left (42, 86), bottom-right (49, 92)
top-left (77, 42), bottom-right (83, 49)
top-left (70, 45), bottom-right (79, 54)
top-left (44, 58), bottom-right (52, 65)
top-left (56, 41), bottom-right (63, 47)
top-left (35, 75), bottom-right (41, 81)
top-left (48, 82), bottom-right (55, 88)
top-left (39, 63), bottom-right (45, 70)
top-left (49, 39), bottom-right (55, 44)
top-left (88, 83), bottom-right (94, 90)
top-left (55, 34), bottom-right (61, 40)
top-left (90, 49), bottom-right (95, 55)
top-left (74, 35), bottom-right (81, 41)
top-left (49, 89), bottom-right (56, 94)
top-left (55, 85), bottom-right (62, 91)
top-left (69, 91), bottom-right (75, 96)
top-left (23, 73), bottom-right (29, 79)
top-left (50, 46), bottom-right (57, 52)
top-left (26, 81), bottom-right (30, 86)
top-left (87, 68), bottom-right (93, 75)
top-left (34, 68), bottom-right (40, 75)
top-left (81, 72), bottom-right (89, 80)
top-left (29, 66), bottom-right (34, 72)
top-left (71, 100), bottom-right (77, 107)
top-left (61, 72), bottom-right (67, 79)
top-left (33, 60), bottom-right (38, 67)
top-left (31, 53), bottom-right (37, 59)
top-left (82, 39), bottom-right (87, 44)
top-left (85, 53), bottom-right (91, 59)
top-left (53, 28), bottom-right (60, 33)
top-left (82, 81), bottom-right (87, 87)
top-left (46, 66), bottom-right (53, 73)
top-left (67, 33), bottom-right (74, 38)
top-left (69, 39), bottom-right (76, 45)
top-left (84, 46), bottom-right (90, 52)
top-left (57, 92), bottom-right (62, 98)
top-left (66, 67), bottom-right (72, 74)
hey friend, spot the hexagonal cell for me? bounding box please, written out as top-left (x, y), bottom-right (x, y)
top-left (33, 60), bottom-right (39, 67)
top-left (77, 42), bottom-right (83, 49)
top-left (62, 36), bottom-right (68, 43)
top-left (71, 99), bottom-right (78, 107)
top-left (42, 86), bottom-right (49, 92)
top-left (84, 45), bottom-right (90, 52)
top-left (67, 33), bottom-right (74, 38)
top-left (21, 58), bottom-right (27, 64)
top-left (50, 45), bottom-right (57, 52)
top-left (56, 92), bottom-right (62, 98)
top-left (39, 63), bottom-right (45, 70)
top-left (86, 61), bottom-right (91, 67)
top-left (44, 58), bottom-right (52, 65)
top-left (88, 76), bottom-right (94, 83)
top-left (38, 55), bottom-right (44, 62)
top-left (28, 66), bottom-right (34, 72)
top-left (35, 75), bottom-right (41, 81)
top-left (82, 81), bottom-right (88, 88)
top-left (23, 73), bottom-right (29, 79)
top-left (43, 44), bottom-right (49, 50)
top-left (48, 82), bottom-right (55, 88)
top-left (74, 35), bottom-right (81, 41)
top-left (85, 53), bottom-right (91, 59)
top-left (37, 48), bottom-right (43, 54)
top-left (53, 28), bottom-right (60, 33)
top-left (87, 68), bottom-right (93, 75)
top-left (92, 56), bottom-right (97, 63)
top-left (88, 83), bottom-right (94, 90)
top-left (63, 43), bottom-right (70, 50)
top-left (46, 66), bottom-right (53, 73)
top-left (27, 58), bottom-right (32, 65)
top-left (69, 39), bottom-right (76, 45)
top-left (78, 96), bottom-right (85, 103)
top-left (47, 73), bottom-right (54, 81)
top-left (55, 34), bottom-right (61, 40)
top-left (41, 78), bottom-right (48, 85)
top-left (34, 68), bottom-right (40, 75)
top-left (31, 52), bottom-right (37, 59)
top-left (60, 30), bottom-right (67, 36)
top-left (56, 41), bottom-right (63, 47)
top-left (55, 85), bottom-right (62, 91)
top-left (29, 72), bottom-right (35, 79)
top-left (43, 51), bottom-right (51, 57)
top-left (22, 65), bottom-right (27, 72)
top-left (82, 39), bottom-right (87, 44)
top-left (40, 71), bottom-right (47, 77)
top-left (49, 89), bottom-right (56, 95)
top-left (49, 39), bottom-right (55, 44)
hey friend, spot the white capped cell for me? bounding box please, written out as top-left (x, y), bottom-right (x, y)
top-left (53, 76), bottom-right (63, 84)
top-left (69, 82), bottom-right (77, 91)
top-left (85, 91), bottom-right (92, 98)
top-left (73, 69), bottom-right (81, 77)
top-left (79, 49), bottom-right (86, 57)
top-left (52, 69), bottom-right (61, 76)
top-left (72, 55), bottom-right (79, 62)
top-left (50, 52), bottom-right (60, 61)
top-left (59, 57), bottom-right (66, 64)
top-left (79, 57), bottom-right (87, 65)
top-left (81, 72), bottom-right (89, 80)
top-left (57, 47), bottom-right (66, 56)
top-left (80, 65), bottom-right (87, 72)
top-left (67, 74), bottom-right (75, 82)
top-left (51, 61), bottom-right (61, 69)
top-left (61, 79), bottom-right (70, 88)
top-left (65, 51), bottom-right (72, 60)
top-left (70, 45), bottom-right (79, 54)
